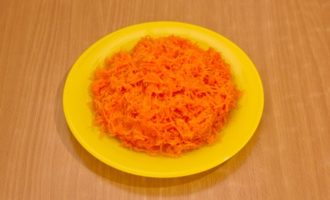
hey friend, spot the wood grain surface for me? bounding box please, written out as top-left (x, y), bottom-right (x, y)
top-left (1, 0), bottom-right (329, 199)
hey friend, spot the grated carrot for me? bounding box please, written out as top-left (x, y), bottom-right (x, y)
top-left (91, 36), bottom-right (239, 156)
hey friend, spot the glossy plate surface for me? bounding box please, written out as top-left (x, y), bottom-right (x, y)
top-left (63, 21), bottom-right (264, 178)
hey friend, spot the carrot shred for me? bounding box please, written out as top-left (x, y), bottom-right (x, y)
top-left (91, 36), bottom-right (240, 156)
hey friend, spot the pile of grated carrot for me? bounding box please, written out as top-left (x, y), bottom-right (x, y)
top-left (91, 36), bottom-right (239, 156)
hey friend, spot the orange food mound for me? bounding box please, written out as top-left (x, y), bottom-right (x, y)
top-left (91, 36), bottom-right (239, 156)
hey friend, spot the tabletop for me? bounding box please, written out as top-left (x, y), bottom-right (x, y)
top-left (1, 0), bottom-right (329, 199)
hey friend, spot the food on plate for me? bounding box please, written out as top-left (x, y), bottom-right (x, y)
top-left (91, 36), bottom-right (239, 156)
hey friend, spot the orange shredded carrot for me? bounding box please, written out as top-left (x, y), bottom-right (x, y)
top-left (91, 36), bottom-right (239, 156)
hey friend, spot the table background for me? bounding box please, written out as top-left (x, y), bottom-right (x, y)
top-left (1, 0), bottom-right (329, 199)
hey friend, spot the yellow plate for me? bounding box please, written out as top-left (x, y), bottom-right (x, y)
top-left (63, 21), bottom-right (264, 178)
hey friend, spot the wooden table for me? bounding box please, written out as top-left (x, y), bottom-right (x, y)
top-left (1, 0), bottom-right (329, 199)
